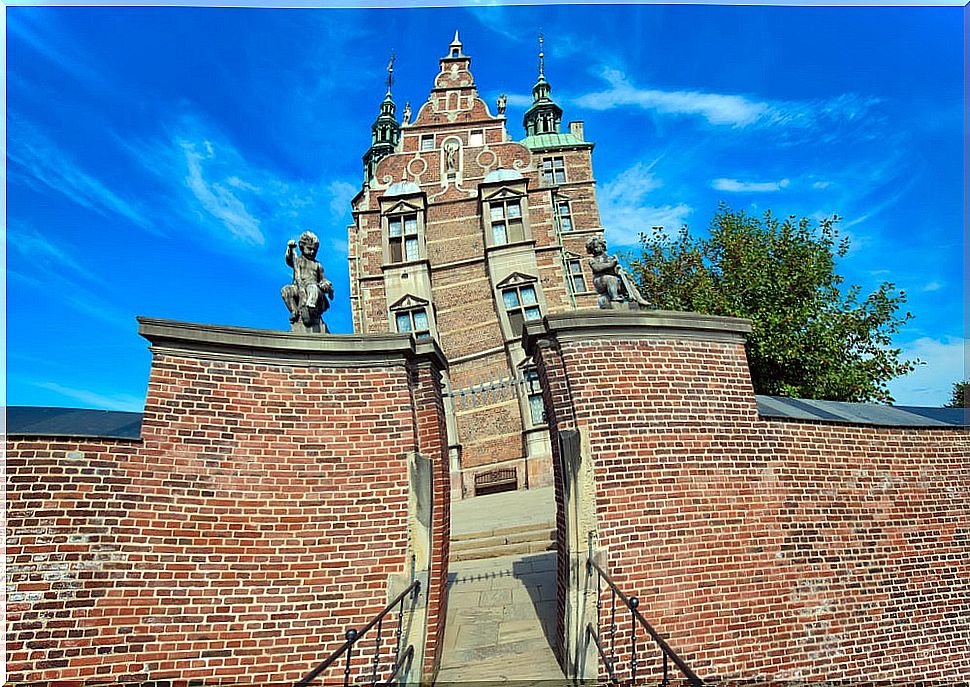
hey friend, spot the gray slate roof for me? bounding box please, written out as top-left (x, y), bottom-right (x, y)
top-left (6, 397), bottom-right (967, 439)
top-left (756, 395), bottom-right (969, 427)
top-left (6, 406), bottom-right (142, 439)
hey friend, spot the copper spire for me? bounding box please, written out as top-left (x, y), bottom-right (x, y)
top-left (538, 31), bottom-right (545, 78)
top-left (386, 50), bottom-right (395, 94)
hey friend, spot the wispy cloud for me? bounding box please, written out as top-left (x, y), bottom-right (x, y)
top-left (7, 268), bottom-right (133, 331)
top-left (838, 177), bottom-right (917, 232)
top-left (180, 138), bottom-right (264, 245)
top-left (127, 112), bottom-right (356, 263)
top-left (6, 222), bottom-right (133, 332)
top-left (598, 161), bottom-right (691, 246)
top-left (8, 113), bottom-right (154, 230)
top-left (8, 10), bottom-right (109, 92)
top-left (328, 180), bottom-right (358, 217)
top-left (469, 12), bottom-right (619, 67)
top-left (712, 177), bottom-right (790, 193)
top-left (887, 336), bottom-right (967, 406)
top-left (921, 280), bottom-right (944, 293)
top-left (576, 68), bottom-right (768, 126)
top-left (468, 6), bottom-right (523, 43)
top-left (501, 93), bottom-right (534, 109)
top-left (573, 67), bottom-right (880, 134)
top-left (7, 223), bottom-right (107, 286)
top-left (805, 150), bottom-right (918, 252)
top-left (32, 381), bottom-right (144, 412)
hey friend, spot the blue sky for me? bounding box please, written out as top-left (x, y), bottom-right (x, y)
top-left (4, 3), bottom-right (965, 410)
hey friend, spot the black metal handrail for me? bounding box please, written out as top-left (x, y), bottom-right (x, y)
top-left (586, 558), bottom-right (703, 686)
top-left (296, 579), bottom-right (421, 687)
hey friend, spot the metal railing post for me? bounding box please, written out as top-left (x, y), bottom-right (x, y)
top-left (584, 557), bottom-right (703, 687)
top-left (630, 596), bottom-right (639, 684)
top-left (296, 578), bottom-right (421, 687)
top-left (343, 628), bottom-right (357, 687)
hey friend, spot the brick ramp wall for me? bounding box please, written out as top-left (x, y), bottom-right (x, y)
top-left (410, 358), bottom-right (451, 678)
top-left (596, 420), bottom-right (969, 681)
top-left (7, 332), bottom-right (447, 683)
top-left (527, 312), bottom-right (970, 682)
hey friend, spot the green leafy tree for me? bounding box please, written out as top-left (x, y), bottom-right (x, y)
top-left (629, 204), bottom-right (916, 403)
top-left (945, 381), bottom-right (969, 408)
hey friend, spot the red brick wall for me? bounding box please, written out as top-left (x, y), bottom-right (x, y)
top-left (409, 355), bottom-right (451, 678)
top-left (531, 319), bottom-right (970, 682)
top-left (7, 338), bottom-right (450, 683)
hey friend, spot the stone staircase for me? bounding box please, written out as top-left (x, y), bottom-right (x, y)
top-left (438, 486), bottom-right (565, 682)
top-left (449, 521), bottom-right (555, 562)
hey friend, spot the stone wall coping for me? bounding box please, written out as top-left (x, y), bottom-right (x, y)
top-left (522, 309), bottom-right (752, 356)
top-left (137, 317), bottom-right (448, 370)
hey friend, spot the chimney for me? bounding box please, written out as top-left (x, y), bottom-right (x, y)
top-left (569, 121), bottom-right (584, 141)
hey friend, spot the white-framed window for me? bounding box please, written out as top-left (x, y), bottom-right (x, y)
top-left (541, 157), bottom-right (566, 185)
top-left (420, 134), bottom-right (435, 151)
top-left (388, 213), bottom-right (419, 263)
top-left (524, 367), bottom-right (546, 425)
top-left (490, 199), bottom-right (524, 245)
top-left (566, 257), bottom-right (587, 294)
top-left (556, 201), bottom-right (573, 232)
top-left (395, 307), bottom-right (431, 340)
top-left (502, 283), bottom-right (542, 334)
top-left (469, 130), bottom-right (484, 147)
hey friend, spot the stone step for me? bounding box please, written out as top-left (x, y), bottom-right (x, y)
top-left (449, 537), bottom-right (555, 562)
top-left (451, 525), bottom-right (555, 553)
top-left (451, 520), bottom-right (556, 543)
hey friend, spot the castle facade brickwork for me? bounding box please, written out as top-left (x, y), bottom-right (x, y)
top-left (349, 34), bottom-right (603, 499)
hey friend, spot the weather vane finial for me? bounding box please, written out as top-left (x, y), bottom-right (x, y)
top-left (538, 31), bottom-right (545, 77)
top-left (386, 50), bottom-right (395, 94)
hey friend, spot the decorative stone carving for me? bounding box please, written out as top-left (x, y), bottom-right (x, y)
top-left (402, 101), bottom-right (412, 125)
top-left (497, 93), bottom-right (507, 115)
top-left (281, 231), bottom-right (334, 333)
top-left (444, 141), bottom-right (459, 173)
top-left (585, 236), bottom-right (651, 310)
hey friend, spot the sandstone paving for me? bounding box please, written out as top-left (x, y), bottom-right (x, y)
top-left (438, 485), bottom-right (566, 682)
top-left (438, 551), bottom-right (565, 683)
top-left (450, 487), bottom-right (556, 538)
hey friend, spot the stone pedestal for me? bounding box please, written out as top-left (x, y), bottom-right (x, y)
top-left (290, 319), bottom-right (329, 334)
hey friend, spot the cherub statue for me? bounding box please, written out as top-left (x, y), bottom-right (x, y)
top-left (585, 236), bottom-right (651, 310)
top-left (281, 231), bottom-right (334, 332)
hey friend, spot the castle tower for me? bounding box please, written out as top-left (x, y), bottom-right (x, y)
top-left (349, 33), bottom-right (604, 499)
top-left (362, 54), bottom-right (401, 182)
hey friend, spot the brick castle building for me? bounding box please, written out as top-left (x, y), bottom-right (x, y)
top-left (349, 33), bottom-right (602, 499)
top-left (6, 30), bottom-right (969, 685)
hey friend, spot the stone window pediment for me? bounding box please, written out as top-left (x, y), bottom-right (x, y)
top-left (390, 293), bottom-right (433, 341)
top-left (389, 293), bottom-right (430, 311)
top-left (383, 199), bottom-right (423, 215)
top-left (482, 189), bottom-right (531, 248)
top-left (498, 275), bottom-right (543, 339)
top-left (495, 272), bottom-right (538, 290)
top-left (382, 201), bottom-right (427, 266)
top-left (481, 185), bottom-right (525, 202)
